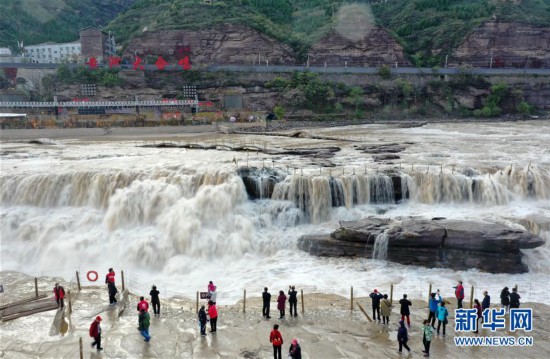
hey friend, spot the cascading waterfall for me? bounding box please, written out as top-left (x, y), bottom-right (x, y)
top-left (401, 165), bottom-right (550, 205)
top-left (372, 232), bottom-right (389, 260)
top-left (271, 174), bottom-right (395, 223)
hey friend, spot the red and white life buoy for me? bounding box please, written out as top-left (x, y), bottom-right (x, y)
top-left (87, 270), bottom-right (98, 282)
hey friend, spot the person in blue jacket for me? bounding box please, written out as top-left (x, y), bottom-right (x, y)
top-left (397, 320), bottom-right (411, 353)
top-left (369, 289), bottom-right (384, 322)
top-left (428, 291), bottom-right (442, 327)
top-left (482, 291), bottom-right (490, 311)
top-left (436, 301), bottom-right (449, 336)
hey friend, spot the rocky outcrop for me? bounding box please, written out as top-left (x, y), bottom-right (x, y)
top-left (450, 21), bottom-right (550, 68)
top-left (125, 24), bottom-right (295, 65)
top-left (298, 217), bottom-right (545, 273)
top-left (308, 28), bottom-right (410, 67)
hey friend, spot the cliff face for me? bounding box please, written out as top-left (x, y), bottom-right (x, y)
top-left (308, 28), bottom-right (409, 67)
top-left (124, 25), bottom-right (295, 65)
top-left (451, 21), bottom-right (550, 68)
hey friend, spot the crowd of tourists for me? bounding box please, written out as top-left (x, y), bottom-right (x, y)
top-left (51, 269), bottom-right (521, 358)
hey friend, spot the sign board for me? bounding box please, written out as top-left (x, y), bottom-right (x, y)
top-left (200, 292), bottom-right (210, 299)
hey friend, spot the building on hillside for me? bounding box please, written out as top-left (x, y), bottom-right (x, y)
top-left (23, 41), bottom-right (81, 64)
top-left (79, 26), bottom-right (116, 60)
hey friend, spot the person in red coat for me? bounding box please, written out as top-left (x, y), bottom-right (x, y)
top-left (53, 283), bottom-right (65, 308)
top-left (207, 301), bottom-right (218, 333)
top-left (137, 296), bottom-right (149, 312)
top-left (454, 281), bottom-right (465, 309)
top-left (105, 268), bottom-right (115, 284)
top-left (277, 291), bottom-right (287, 319)
top-left (269, 324), bottom-right (283, 359)
top-left (89, 316), bottom-right (103, 351)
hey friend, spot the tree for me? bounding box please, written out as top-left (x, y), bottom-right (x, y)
top-left (349, 86), bottom-right (364, 114)
top-left (273, 105), bottom-right (285, 120)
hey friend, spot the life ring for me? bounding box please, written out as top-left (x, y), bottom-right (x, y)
top-left (87, 271), bottom-right (99, 282)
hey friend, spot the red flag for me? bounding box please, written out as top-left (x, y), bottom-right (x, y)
top-left (86, 57), bottom-right (98, 69)
top-left (133, 56), bottom-right (145, 70)
top-left (108, 56), bottom-right (121, 69)
top-left (178, 56), bottom-right (192, 70)
top-left (155, 56), bottom-right (168, 70)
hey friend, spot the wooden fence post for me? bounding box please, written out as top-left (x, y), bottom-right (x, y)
top-left (121, 270), bottom-right (125, 292)
top-left (350, 286), bottom-right (354, 311)
top-left (34, 277), bottom-right (38, 297)
top-left (390, 284), bottom-right (393, 306)
top-left (469, 286), bottom-right (474, 309)
top-left (243, 289), bottom-right (246, 313)
top-left (79, 337), bottom-right (83, 359)
top-left (196, 291), bottom-right (199, 313)
top-left (301, 289), bottom-right (304, 314)
top-left (68, 290), bottom-right (72, 315)
top-left (76, 271), bottom-right (81, 291)
top-left (428, 283), bottom-right (432, 304)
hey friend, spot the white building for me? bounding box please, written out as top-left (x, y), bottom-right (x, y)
top-left (23, 41), bottom-right (81, 64)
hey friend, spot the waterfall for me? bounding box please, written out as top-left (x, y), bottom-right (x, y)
top-left (403, 165), bottom-right (550, 205)
top-left (373, 232), bottom-right (389, 260)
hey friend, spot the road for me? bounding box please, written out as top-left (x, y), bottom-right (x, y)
top-left (1, 62), bottom-right (549, 76)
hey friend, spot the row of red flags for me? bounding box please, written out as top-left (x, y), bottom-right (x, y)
top-left (86, 56), bottom-right (192, 71)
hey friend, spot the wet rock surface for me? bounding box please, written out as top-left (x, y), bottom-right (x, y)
top-left (298, 217), bottom-right (545, 273)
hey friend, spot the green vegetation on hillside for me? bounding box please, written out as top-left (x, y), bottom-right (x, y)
top-left (107, 0), bottom-right (344, 60)
top-left (0, 0), bottom-right (136, 51)
top-left (371, 0), bottom-right (550, 66)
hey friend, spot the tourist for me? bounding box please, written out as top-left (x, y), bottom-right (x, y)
top-left (369, 288), bottom-right (384, 322)
top-left (500, 287), bottom-right (510, 313)
top-left (263, 287), bottom-right (272, 319)
top-left (106, 268), bottom-right (117, 304)
top-left (428, 291), bottom-right (442, 327)
top-left (150, 285), bottom-right (160, 316)
top-left (473, 299), bottom-right (482, 334)
top-left (482, 290), bottom-right (490, 311)
top-left (399, 294), bottom-right (412, 327)
top-left (53, 283), bottom-right (65, 308)
top-left (397, 320), bottom-right (411, 353)
top-left (288, 286), bottom-right (298, 317)
top-left (288, 338), bottom-right (302, 359)
top-left (509, 287), bottom-right (521, 308)
top-left (137, 296), bottom-right (149, 312)
top-left (381, 294), bottom-right (392, 325)
top-left (422, 319), bottom-right (435, 356)
top-left (269, 324), bottom-right (283, 359)
top-left (138, 309), bottom-right (151, 342)
top-left (436, 301), bottom-right (449, 336)
top-left (89, 316), bottom-right (103, 351)
top-left (454, 281), bottom-right (465, 308)
top-left (198, 305), bottom-right (207, 336)
top-left (277, 290), bottom-right (287, 319)
top-left (108, 281), bottom-right (118, 305)
top-left (208, 281), bottom-right (217, 304)
top-left (105, 268), bottom-right (115, 285)
top-left (208, 300), bottom-right (218, 333)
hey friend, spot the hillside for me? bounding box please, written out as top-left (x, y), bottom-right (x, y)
top-left (0, 0), bottom-right (136, 51)
top-left (371, 0), bottom-right (550, 66)
top-left (106, 0), bottom-right (550, 64)
top-left (106, 0), bottom-right (343, 60)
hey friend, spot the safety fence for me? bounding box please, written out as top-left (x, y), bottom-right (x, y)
top-left (3, 268), bottom-right (546, 311)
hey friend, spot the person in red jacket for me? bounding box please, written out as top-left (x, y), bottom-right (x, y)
top-left (53, 283), bottom-right (65, 308)
top-left (105, 268), bottom-right (115, 284)
top-left (269, 324), bottom-right (283, 359)
top-left (454, 281), bottom-right (465, 309)
top-left (277, 290), bottom-right (287, 319)
top-left (207, 301), bottom-right (218, 333)
top-left (137, 296), bottom-right (149, 312)
top-left (89, 316), bottom-right (103, 351)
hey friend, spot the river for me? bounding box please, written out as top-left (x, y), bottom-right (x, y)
top-left (1, 120), bottom-right (549, 304)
